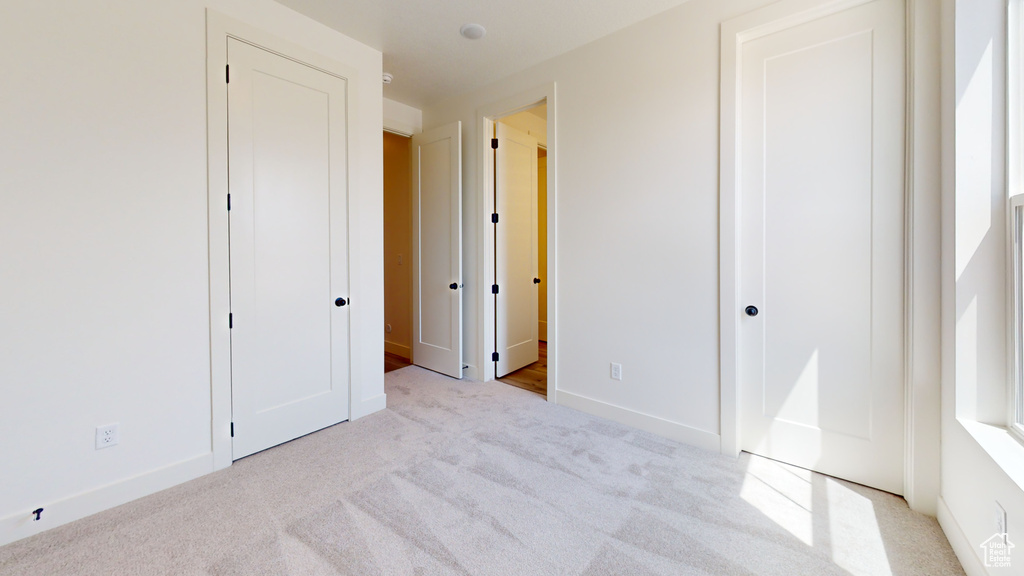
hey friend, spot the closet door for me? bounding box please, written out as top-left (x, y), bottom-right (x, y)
top-left (738, 0), bottom-right (905, 493)
top-left (227, 38), bottom-right (350, 459)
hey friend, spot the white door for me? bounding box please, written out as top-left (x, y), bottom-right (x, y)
top-left (495, 123), bottom-right (539, 377)
top-left (738, 0), bottom-right (905, 493)
top-left (228, 38), bottom-right (350, 460)
top-left (411, 122), bottom-right (462, 378)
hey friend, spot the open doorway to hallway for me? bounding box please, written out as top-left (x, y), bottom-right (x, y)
top-left (383, 130), bottom-right (413, 373)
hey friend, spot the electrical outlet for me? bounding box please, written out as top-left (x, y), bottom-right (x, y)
top-left (95, 423), bottom-right (120, 450)
top-left (397, 254), bottom-right (403, 265)
top-left (996, 502), bottom-right (1008, 540)
top-left (610, 363), bottom-right (623, 381)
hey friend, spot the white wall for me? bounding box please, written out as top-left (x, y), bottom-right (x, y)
top-left (939, 1), bottom-right (1024, 573)
top-left (426, 0), bottom-right (773, 446)
top-left (0, 0), bottom-right (383, 545)
top-left (424, 0), bottom-right (943, 513)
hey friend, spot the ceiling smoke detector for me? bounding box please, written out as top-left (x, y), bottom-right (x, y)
top-left (459, 23), bottom-right (486, 40)
top-left (382, 73), bottom-right (394, 85)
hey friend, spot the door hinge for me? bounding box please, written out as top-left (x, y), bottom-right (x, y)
top-left (492, 352), bottom-right (499, 362)
top-left (492, 284), bottom-right (499, 294)
top-left (230, 422), bottom-right (234, 437)
top-left (227, 194), bottom-right (231, 211)
top-left (229, 313), bottom-right (233, 329)
top-left (226, 65), bottom-right (230, 84)
top-left (491, 138), bottom-right (499, 149)
top-left (491, 213), bottom-right (499, 224)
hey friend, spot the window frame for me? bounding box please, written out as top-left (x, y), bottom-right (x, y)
top-left (1010, 197), bottom-right (1024, 442)
top-left (1009, 0), bottom-right (1024, 444)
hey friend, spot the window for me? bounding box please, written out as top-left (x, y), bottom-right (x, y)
top-left (1010, 0), bottom-right (1024, 442)
top-left (1011, 196), bottom-right (1024, 440)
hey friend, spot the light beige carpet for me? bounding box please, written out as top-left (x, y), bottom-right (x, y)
top-left (0, 366), bottom-right (964, 575)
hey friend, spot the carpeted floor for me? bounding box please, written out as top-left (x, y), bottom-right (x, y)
top-left (0, 366), bottom-right (964, 575)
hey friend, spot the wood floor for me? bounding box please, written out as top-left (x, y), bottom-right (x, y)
top-left (384, 352), bottom-right (411, 373)
top-left (385, 343), bottom-right (547, 399)
top-left (498, 341), bottom-right (547, 397)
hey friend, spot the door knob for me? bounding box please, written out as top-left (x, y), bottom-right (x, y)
top-left (450, 283), bottom-right (458, 290)
top-left (745, 305), bottom-right (758, 317)
top-left (335, 298), bottom-right (348, 307)
top-left (533, 278), bottom-right (541, 284)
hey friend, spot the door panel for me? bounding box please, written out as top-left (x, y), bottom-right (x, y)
top-left (228, 38), bottom-right (350, 459)
top-left (411, 122), bottom-right (462, 378)
top-left (495, 123), bottom-right (539, 377)
top-left (738, 0), bottom-right (905, 493)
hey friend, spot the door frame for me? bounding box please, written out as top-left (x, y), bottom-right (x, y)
top-left (476, 84), bottom-right (557, 401)
top-left (206, 11), bottom-right (365, 470)
top-left (719, 0), bottom-right (941, 511)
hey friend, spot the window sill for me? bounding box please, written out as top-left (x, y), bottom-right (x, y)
top-left (958, 418), bottom-right (1024, 493)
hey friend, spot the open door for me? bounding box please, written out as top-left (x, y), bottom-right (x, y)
top-left (495, 123), bottom-right (539, 377)
top-left (411, 122), bottom-right (462, 378)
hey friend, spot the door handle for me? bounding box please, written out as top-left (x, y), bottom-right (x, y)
top-left (335, 297), bottom-right (348, 307)
top-left (533, 278), bottom-right (541, 284)
top-left (745, 305), bottom-right (758, 317)
top-left (450, 283), bottom-right (459, 290)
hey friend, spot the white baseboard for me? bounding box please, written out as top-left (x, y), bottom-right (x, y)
top-left (557, 391), bottom-right (721, 452)
top-left (463, 364), bottom-right (479, 381)
top-left (0, 453), bottom-right (213, 547)
top-left (384, 340), bottom-right (410, 359)
top-left (353, 393), bottom-right (387, 420)
top-left (937, 496), bottom-right (986, 576)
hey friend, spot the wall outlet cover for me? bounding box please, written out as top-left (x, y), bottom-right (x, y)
top-left (95, 423), bottom-right (120, 450)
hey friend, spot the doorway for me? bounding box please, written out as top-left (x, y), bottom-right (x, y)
top-left (383, 122), bottom-right (464, 379)
top-left (383, 130), bottom-right (413, 373)
top-left (491, 104), bottom-right (548, 396)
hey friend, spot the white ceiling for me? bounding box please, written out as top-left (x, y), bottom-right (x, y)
top-left (274, 0), bottom-right (692, 109)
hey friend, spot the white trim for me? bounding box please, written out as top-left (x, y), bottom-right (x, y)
top-left (0, 453), bottom-right (212, 547)
top-left (1008, 0), bottom-right (1024, 446)
top-left (937, 497), bottom-right (988, 576)
top-left (558, 392), bottom-right (721, 452)
top-left (206, 10), bottom-right (367, 469)
top-left (475, 84), bottom-right (558, 404)
top-left (1010, 195), bottom-right (1024, 444)
top-left (383, 97), bottom-right (422, 136)
top-left (903, 0), bottom-right (943, 514)
top-left (384, 340), bottom-right (411, 359)
top-left (1009, 0), bottom-right (1024, 200)
top-left (354, 393), bottom-right (388, 419)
